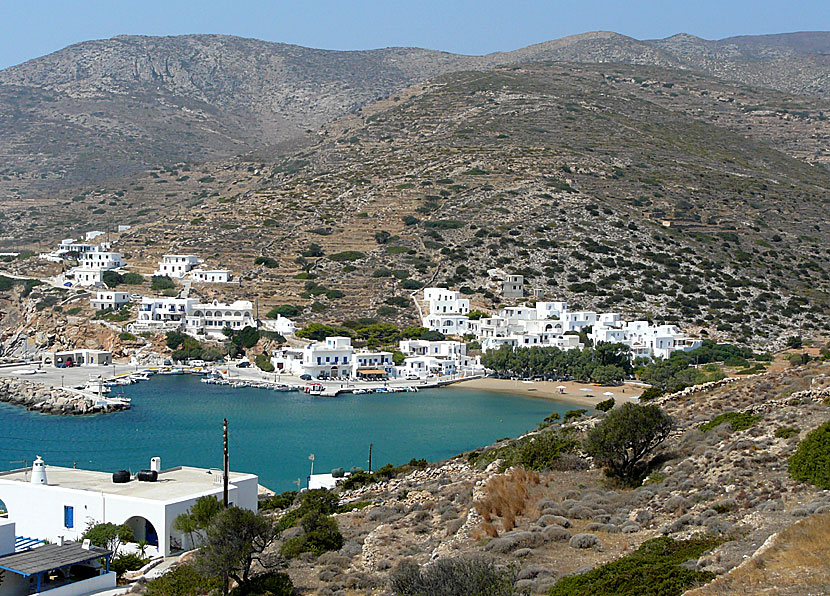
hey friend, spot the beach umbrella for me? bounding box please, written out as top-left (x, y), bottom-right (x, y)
top-left (557, 385), bottom-right (566, 389)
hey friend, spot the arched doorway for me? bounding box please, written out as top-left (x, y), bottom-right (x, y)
top-left (124, 516), bottom-right (159, 547)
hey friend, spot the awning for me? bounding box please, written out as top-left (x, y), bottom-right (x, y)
top-left (357, 368), bottom-right (387, 375)
top-left (0, 542), bottom-right (111, 576)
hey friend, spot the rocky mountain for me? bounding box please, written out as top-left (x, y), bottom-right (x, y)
top-left (0, 31), bottom-right (827, 196)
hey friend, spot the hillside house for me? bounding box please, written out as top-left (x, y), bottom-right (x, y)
top-left (192, 269), bottom-right (232, 283)
top-left (90, 291), bottom-right (130, 310)
top-left (131, 297), bottom-right (197, 333)
top-left (155, 255), bottom-right (199, 279)
top-left (184, 300), bottom-right (255, 339)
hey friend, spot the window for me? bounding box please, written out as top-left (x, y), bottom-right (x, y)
top-left (64, 505), bottom-right (74, 529)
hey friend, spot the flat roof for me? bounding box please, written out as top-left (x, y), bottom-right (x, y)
top-left (0, 542), bottom-right (110, 576)
top-left (0, 466), bottom-right (256, 502)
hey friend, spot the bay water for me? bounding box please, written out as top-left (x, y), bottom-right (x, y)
top-left (0, 376), bottom-right (571, 491)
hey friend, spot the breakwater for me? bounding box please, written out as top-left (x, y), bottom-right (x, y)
top-left (0, 376), bottom-right (129, 415)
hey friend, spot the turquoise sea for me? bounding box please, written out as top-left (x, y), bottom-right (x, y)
top-left (0, 376), bottom-right (571, 491)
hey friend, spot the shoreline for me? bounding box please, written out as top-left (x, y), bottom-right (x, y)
top-left (454, 377), bottom-right (643, 407)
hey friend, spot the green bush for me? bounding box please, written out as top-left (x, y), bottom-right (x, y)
top-left (150, 275), bottom-right (175, 291)
top-left (266, 304), bottom-right (300, 318)
top-left (595, 398), bottom-right (615, 412)
top-left (468, 429), bottom-right (578, 472)
top-left (254, 256), bottom-right (279, 268)
top-left (119, 332), bottom-right (137, 342)
top-left (145, 564), bottom-right (219, 596)
top-left (639, 387), bottom-right (665, 401)
top-left (424, 219), bottom-right (463, 230)
top-left (229, 572), bottom-right (293, 596)
top-left (548, 537), bottom-right (719, 596)
top-left (699, 411), bottom-right (762, 433)
top-left (392, 556), bottom-right (518, 596)
top-left (788, 421), bottom-right (830, 489)
top-left (260, 491), bottom-right (297, 511)
top-left (102, 270), bottom-right (123, 287)
top-left (254, 353), bottom-right (274, 372)
top-left (329, 251), bottom-right (364, 263)
top-left (111, 553), bottom-right (147, 576)
top-left (122, 272), bottom-right (144, 284)
top-left (775, 426), bottom-right (800, 439)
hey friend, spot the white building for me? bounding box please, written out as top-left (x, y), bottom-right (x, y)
top-left (70, 268), bottom-right (103, 287)
top-left (261, 315), bottom-right (297, 336)
top-left (131, 297), bottom-right (197, 333)
top-left (353, 350), bottom-right (394, 379)
top-left (396, 339), bottom-right (480, 379)
top-left (421, 288), bottom-right (471, 336)
top-left (56, 239), bottom-right (110, 256)
top-left (185, 300), bottom-right (255, 339)
top-left (192, 269), bottom-right (232, 284)
top-left (272, 337), bottom-right (354, 379)
top-left (590, 321), bottom-right (701, 360)
top-left (0, 518), bottom-right (116, 596)
top-left (155, 255), bottom-right (199, 279)
top-left (79, 251), bottom-right (125, 271)
top-left (0, 456), bottom-right (258, 557)
top-left (90, 291), bottom-right (130, 310)
top-left (41, 350), bottom-right (112, 368)
top-left (85, 230), bottom-right (105, 241)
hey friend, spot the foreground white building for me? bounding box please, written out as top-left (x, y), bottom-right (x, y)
top-left (185, 300), bottom-right (255, 339)
top-left (396, 339), bottom-right (481, 379)
top-left (90, 291), bottom-right (130, 310)
top-left (272, 337), bottom-right (354, 379)
top-left (155, 255), bottom-right (199, 278)
top-left (421, 288), bottom-right (471, 336)
top-left (0, 456), bottom-right (258, 557)
top-left (131, 297), bottom-right (197, 333)
top-left (0, 518), bottom-right (115, 596)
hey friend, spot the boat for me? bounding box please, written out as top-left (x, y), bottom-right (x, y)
top-left (80, 376), bottom-right (110, 396)
top-left (304, 383), bottom-right (325, 395)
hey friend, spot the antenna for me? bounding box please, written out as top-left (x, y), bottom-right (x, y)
top-left (223, 418), bottom-right (229, 507)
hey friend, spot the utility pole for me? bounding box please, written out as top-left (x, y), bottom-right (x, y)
top-left (368, 443), bottom-right (373, 474)
top-left (223, 418), bottom-right (229, 507)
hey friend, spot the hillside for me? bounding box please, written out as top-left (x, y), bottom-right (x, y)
top-left (43, 62), bottom-right (817, 345)
top-left (0, 31), bottom-right (827, 197)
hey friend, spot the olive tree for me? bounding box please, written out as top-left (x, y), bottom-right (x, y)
top-left (584, 402), bottom-right (674, 484)
top-left (195, 506), bottom-right (281, 590)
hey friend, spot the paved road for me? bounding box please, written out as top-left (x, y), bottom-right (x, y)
top-left (0, 362), bottom-right (139, 389)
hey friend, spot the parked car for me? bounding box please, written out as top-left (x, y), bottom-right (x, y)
top-left (237, 360), bottom-right (251, 368)
top-left (299, 374), bottom-right (312, 381)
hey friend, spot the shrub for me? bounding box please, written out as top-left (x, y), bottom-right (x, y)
top-left (102, 270), bottom-right (123, 287)
top-left (564, 409), bottom-right (587, 421)
top-left (266, 304), bottom-right (300, 318)
top-left (468, 428), bottom-right (578, 471)
top-left (391, 556), bottom-right (518, 596)
top-left (402, 215), bottom-right (420, 226)
top-left (548, 536), bottom-right (719, 596)
top-left (150, 275), bottom-right (175, 290)
top-left (144, 564), bottom-right (220, 596)
top-left (699, 411), bottom-right (761, 433)
top-left (122, 272), bottom-right (144, 285)
top-left (119, 332), bottom-right (137, 342)
top-left (110, 553), bottom-right (147, 575)
top-left (229, 572), bottom-right (293, 596)
top-left (775, 426), bottom-right (800, 439)
top-left (424, 219), bottom-right (463, 229)
top-left (254, 256), bottom-right (279, 268)
top-left (584, 403), bottom-right (674, 484)
top-left (402, 279), bottom-right (423, 290)
top-left (596, 398), bottom-right (615, 412)
top-left (328, 251), bottom-right (364, 262)
top-left (254, 353), bottom-right (274, 372)
top-left (260, 491), bottom-right (297, 511)
top-left (639, 387), bottom-right (665, 402)
top-left (788, 421), bottom-right (830, 489)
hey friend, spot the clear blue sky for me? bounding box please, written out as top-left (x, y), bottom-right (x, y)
top-left (1, 0), bottom-right (828, 70)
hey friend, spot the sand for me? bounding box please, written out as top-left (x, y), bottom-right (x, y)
top-left (454, 377), bottom-right (644, 407)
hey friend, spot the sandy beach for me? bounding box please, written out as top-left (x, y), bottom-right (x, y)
top-left (454, 377), bottom-right (644, 407)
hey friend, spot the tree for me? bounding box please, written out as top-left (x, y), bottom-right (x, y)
top-left (151, 275), bottom-right (175, 291)
top-left (374, 230), bottom-right (392, 244)
top-left (584, 403), bottom-right (674, 484)
top-left (786, 335), bottom-right (803, 349)
top-left (266, 305), bottom-right (300, 319)
top-left (788, 421), bottom-right (830, 489)
top-left (82, 522), bottom-right (135, 556)
top-left (102, 270), bottom-right (123, 288)
top-left (174, 496), bottom-right (222, 548)
top-left (301, 243), bottom-right (324, 257)
top-left (196, 507), bottom-right (280, 590)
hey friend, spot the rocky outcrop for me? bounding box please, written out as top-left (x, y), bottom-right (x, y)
top-left (0, 376), bottom-right (129, 415)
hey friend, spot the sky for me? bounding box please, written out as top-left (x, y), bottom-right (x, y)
top-left (1, 0), bottom-right (828, 70)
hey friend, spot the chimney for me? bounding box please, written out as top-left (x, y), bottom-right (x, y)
top-left (31, 456), bottom-right (47, 485)
top-left (150, 457), bottom-right (161, 473)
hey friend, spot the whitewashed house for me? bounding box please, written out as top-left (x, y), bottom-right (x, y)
top-left (353, 351), bottom-right (394, 379)
top-left (590, 321), bottom-right (701, 360)
top-left (79, 251), bottom-right (125, 270)
top-left (131, 297), bottom-right (197, 333)
top-left (261, 315), bottom-right (297, 336)
top-left (0, 456), bottom-right (258, 557)
top-left (272, 337), bottom-right (354, 379)
top-left (70, 268), bottom-right (104, 287)
top-left (90, 291), bottom-right (130, 310)
top-left (155, 255), bottom-right (199, 279)
top-left (421, 288), bottom-right (472, 336)
top-left (185, 300), bottom-right (255, 339)
top-left (192, 269), bottom-right (232, 283)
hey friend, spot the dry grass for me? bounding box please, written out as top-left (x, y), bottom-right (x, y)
top-left (688, 513), bottom-right (830, 595)
top-left (474, 468), bottom-right (540, 534)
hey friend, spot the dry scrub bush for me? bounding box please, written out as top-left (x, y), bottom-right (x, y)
top-left (475, 468), bottom-right (540, 534)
